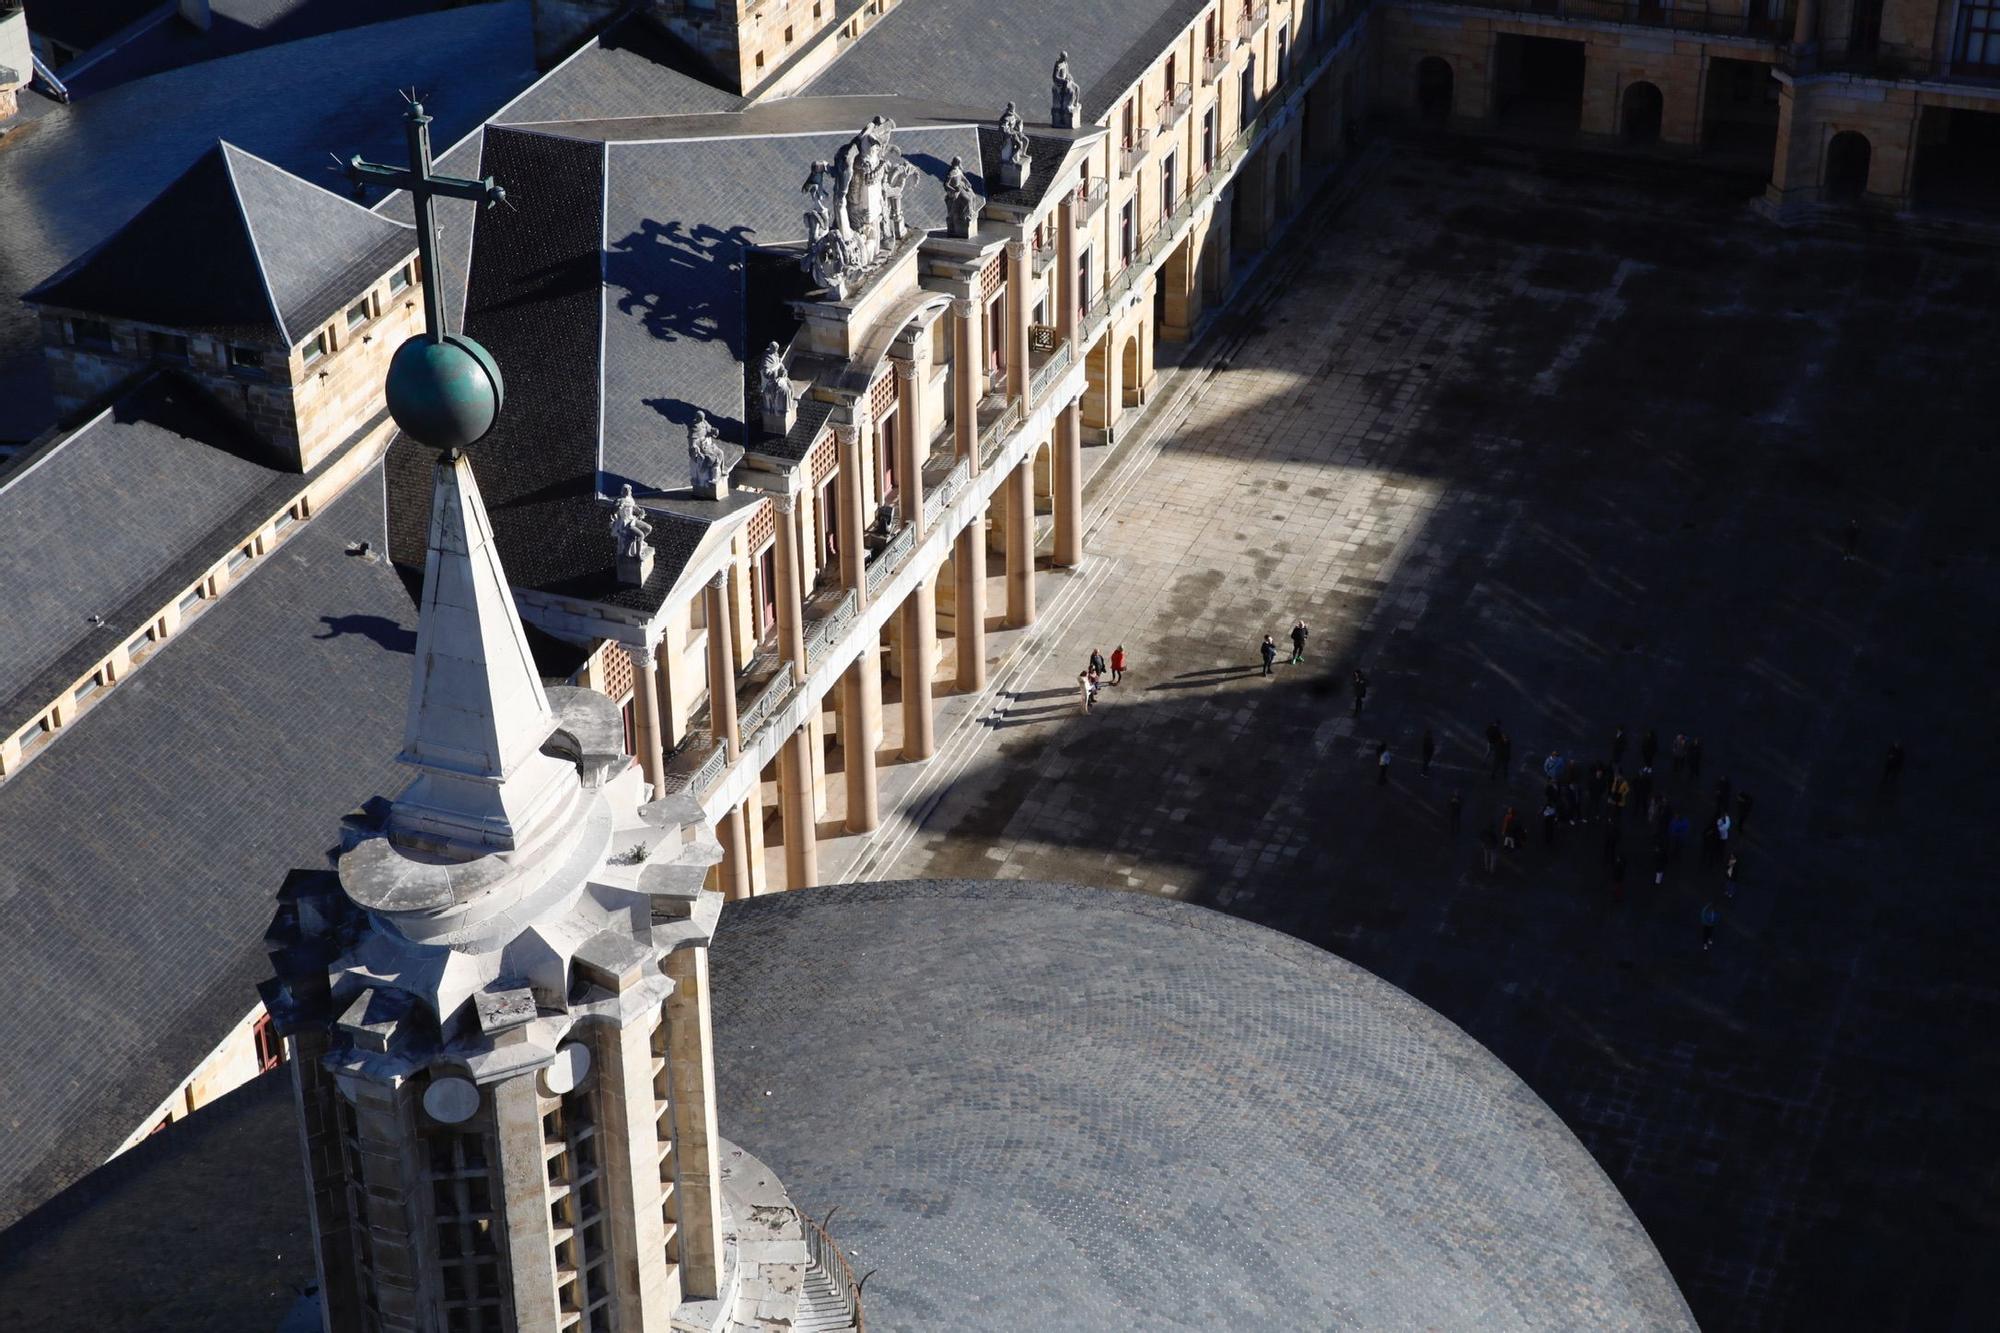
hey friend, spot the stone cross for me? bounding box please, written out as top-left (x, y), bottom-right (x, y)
top-left (347, 98), bottom-right (506, 343)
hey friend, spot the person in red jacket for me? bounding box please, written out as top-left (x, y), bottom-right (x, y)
top-left (1109, 645), bottom-right (1126, 685)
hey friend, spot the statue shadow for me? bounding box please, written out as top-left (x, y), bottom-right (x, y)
top-left (904, 151), bottom-right (986, 198)
top-left (605, 218), bottom-right (756, 349)
top-left (314, 614), bottom-right (417, 655)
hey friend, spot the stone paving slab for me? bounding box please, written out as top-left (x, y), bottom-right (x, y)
top-left (822, 138), bottom-right (2000, 1330)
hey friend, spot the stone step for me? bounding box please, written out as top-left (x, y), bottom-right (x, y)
top-left (792, 1267), bottom-right (856, 1333)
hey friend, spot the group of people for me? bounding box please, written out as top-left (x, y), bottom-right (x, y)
top-left (1259, 620), bottom-right (1314, 675)
top-left (1077, 645), bottom-right (1127, 712)
top-left (1465, 723), bottom-right (1758, 953)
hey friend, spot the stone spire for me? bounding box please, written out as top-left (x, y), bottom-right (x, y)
top-left (387, 448), bottom-right (572, 855)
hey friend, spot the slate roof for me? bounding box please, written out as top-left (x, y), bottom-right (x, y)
top-left (18, 0), bottom-right (155, 54)
top-left (0, 372), bottom-right (300, 733)
top-left (24, 141), bottom-right (415, 348)
top-left (808, 0), bottom-right (1211, 124)
top-left (713, 880), bottom-right (1699, 1330)
top-left (0, 0), bottom-right (538, 440)
top-left (384, 99), bottom-right (986, 610)
top-left (0, 465), bottom-right (416, 1229)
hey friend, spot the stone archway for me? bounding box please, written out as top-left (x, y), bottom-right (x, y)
top-left (1416, 57), bottom-right (1453, 123)
top-left (1121, 335), bottom-right (1143, 410)
top-left (1825, 130), bottom-right (1871, 202)
top-left (1621, 81), bottom-right (1663, 145)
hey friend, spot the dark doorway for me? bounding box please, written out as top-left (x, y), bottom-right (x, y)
top-left (1416, 56), bottom-right (1454, 123)
top-left (1700, 57), bottom-right (1780, 161)
top-left (1493, 35), bottom-right (1586, 132)
top-left (1823, 131), bottom-right (1871, 202)
top-left (1913, 106), bottom-right (2000, 214)
top-left (1622, 81), bottom-right (1664, 144)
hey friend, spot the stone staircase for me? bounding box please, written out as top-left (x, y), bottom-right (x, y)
top-left (792, 1263), bottom-right (858, 1333)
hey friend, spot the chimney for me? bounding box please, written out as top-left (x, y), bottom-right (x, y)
top-left (178, 0), bottom-right (211, 32)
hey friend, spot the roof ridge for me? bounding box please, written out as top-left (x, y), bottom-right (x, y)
top-left (219, 142), bottom-right (292, 346)
top-left (219, 138), bottom-right (419, 231)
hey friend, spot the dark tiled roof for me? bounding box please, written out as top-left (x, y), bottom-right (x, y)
top-left (0, 373), bottom-right (289, 726)
top-left (0, 0), bottom-right (538, 434)
top-left (62, 0), bottom-right (468, 97)
top-left (0, 1071), bottom-right (313, 1332)
top-left (713, 880), bottom-right (1697, 1330)
top-left (977, 127), bottom-right (1083, 211)
top-left (751, 396), bottom-right (834, 466)
top-left (0, 467), bottom-right (416, 1228)
top-left (807, 0), bottom-right (1210, 124)
top-left (24, 142), bottom-right (414, 348)
top-left (19, 0), bottom-right (155, 54)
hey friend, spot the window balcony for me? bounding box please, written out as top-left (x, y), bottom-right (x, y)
top-left (1027, 326), bottom-right (1071, 405)
top-left (1074, 176), bottom-right (1109, 226)
top-left (1157, 82), bottom-right (1193, 132)
top-left (1203, 48), bottom-right (1231, 85)
top-left (1237, 1), bottom-right (1270, 45)
top-left (1032, 239), bottom-right (1059, 275)
top-left (1121, 128), bottom-right (1151, 176)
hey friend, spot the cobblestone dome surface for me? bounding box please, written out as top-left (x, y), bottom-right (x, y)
top-left (709, 879), bottom-right (1693, 1330)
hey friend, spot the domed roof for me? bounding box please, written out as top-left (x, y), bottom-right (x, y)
top-left (385, 333), bottom-right (504, 451)
top-left (711, 880), bottom-right (1695, 1331)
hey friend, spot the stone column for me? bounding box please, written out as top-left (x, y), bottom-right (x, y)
top-left (663, 947), bottom-right (724, 1298)
top-left (1004, 455), bottom-right (1036, 627)
top-left (1057, 195), bottom-right (1078, 346)
top-left (894, 356), bottom-right (927, 537)
top-left (953, 523), bottom-right (987, 691)
top-left (1053, 397), bottom-right (1084, 568)
top-left (901, 577), bottom-right (936, 760)
top-left (953, 296), bottom-right (983, 472)
top-left (835, 423), bottom-right (868, 607)
top-left (704, 572), bottom-right (750, 901)
top-left (586, 998), bottom-right (678, 1324)
top-left (491, 1074), bottom-right (564, 1326)
top-left (1005, 239), bottom-right (1031, 403)
top-left (778, 722), bottom-right (817, 889)
top-left (627, 642), bottom-right (664, 794)
top-left (839, 648), bottom-right (880, 832)
top-left (742, 775), bottom-right (769, 896)
top-left (772, 492), bottom-right (807, 684)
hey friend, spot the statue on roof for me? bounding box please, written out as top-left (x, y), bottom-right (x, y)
top-left (997, 102), bottom-right (1033, 189)
top-left (610, 484), bottom-right (653, 559)
top-left (942, 155), bottom-right (978, 238)
top-left (802, 158), bottom-right (835, 239)
top-left (759, 341), bottom-right (796, 434)
top-left (880, 147), bottom-right (914, 247)
top-left (1052, 51), bottom-right (1082, 128)
top-left (688, 411), bottom-right (727, 490)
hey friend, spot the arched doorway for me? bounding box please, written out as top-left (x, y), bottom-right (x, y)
top-left (1121, 336), bottom-right (1143, 410)
top-left (1825, 131), bottom-right (1871, 202)
top-left (1416, 57), bottom-right (1453, 123)
top-left (1274, 153), bottom-right (1292, 217)
top-left (1621, 82), bottom-right (1663, 145)
top-left (1034, 437), bottom-right (1054, 514)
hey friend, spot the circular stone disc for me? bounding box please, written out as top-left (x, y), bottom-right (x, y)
top-left (422, 1076), bottom-right (480, 1124)
top-left (541, 1042), bottom-right (593, 1096)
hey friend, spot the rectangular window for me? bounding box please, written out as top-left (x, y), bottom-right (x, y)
top-left (273, 506), bottom-right (300, 535)
top-left (1162, 151), bottom-right (1178, 217)
top-left (1277, 24), bottom-right (1290, 84)
top-left (302, 331), bottom-right (328, 366)
top-left (148, 331), bottom-right (190, 362)
top-left (226, 544), bottom-right (253, 573)
top-left (127, 627), bottom-right (157, 660)
top-left (389, 264), bottom-right (413, 294)
top-left (1203, 108), bottom-right (1218, 172)
top-left (74, 674), bottom-right (104, 705)
top-left (1205, 11), bottom-right (1217, 59)
top-left (1957, 0), bottom-right (2000, 70)
top-left (23, 714), bottom-right (57, 753)
top-left (785, 24), bottom-right (794, 42)
top-left (1165, 54), bottom-right (1177, 91)
top-left (1076, 249), bottom-right (1092, 324)
top-left (177, 586), bottom-right (205, 614)
top-left (1121, 99), bottom-right (1135, 152)
top-left (1120, 201), bottom-right (1136, 268)
top-left (1241, 57), bottom-right (1258, 131)
top-left (71, 318), bottom-right (114, 351)
top-left (754, 543), bottom-right (777, 637)
top-left (346, 297), bottom-right (372, 330)
top-left (229, 344), bottom-right (266, 375)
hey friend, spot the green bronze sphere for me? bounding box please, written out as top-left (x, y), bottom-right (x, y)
top-left (385, 334), bottom-right (504, 449)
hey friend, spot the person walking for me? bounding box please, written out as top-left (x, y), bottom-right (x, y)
top-left (1109, 645), bottom-right (1126, 685)
top-left (1671, 732), bottom-right (1688, 778)
top-left (1376, 742), bottom-right (1391, 786)
top-left (1609, 770), bottom-right (1631, 822)
top-left (1541, 799), bottom-right (1558, 847)
top-left (1652, 836), bottom-right (1670, 886)
top-left (1688, 736), bottom-right (1704, 779)
top-left (1542, 750), bottom-right (1565, 783)
top-left (1089, 648), bottom-right (1107, 679)
top-left (1421, 729), bottom-right (1436, 777)
top-left (1700, 901), bottom-right (1720, 951)
top-left (1586, 763), bottom-right (1608, 822)
top-left (1735, 790), bottom-right (1754, 831)
top-left (1724, 851), bottom-right (1742, 899)
top-left (1501, 806), bottom-right (1522, 852)
top-left (1485, 721), bottom-right (1504, 767)
top-left (1494, 731), bottom-right (1513, 782)
top-left (1640, 728), bottom-right (1659, 769)
top-left (1077, 671), bottom-right (1093, 715)
top-left (1289, 619), bottom-right (1309, 665)
top-left (1713, 775), bottom-right (1733, 820)
top-left (1260, 635), bottom-right (1277, 677)
top-left (1448, 788), bottom-right (1463, 833)
top-left (1611, 726), bottom-right (1629, 768)
top-left (1701, 819), bottom-right (1721, 869)
top-left (1715, 810), bottom-right (1732, 858)
top-left (1632, 766), bottom-right (1654, 820)
top-left (1561, 779), bottom-right (1581, 826)
top-left (1350, 669), bottom-right (1369, 717)
top-left (1480, 825), bottom-right (1499, 874)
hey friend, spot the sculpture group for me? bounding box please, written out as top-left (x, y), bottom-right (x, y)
top-left (800, 116), bottom-right (914, 298)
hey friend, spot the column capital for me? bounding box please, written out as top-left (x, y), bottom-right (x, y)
top-left (892, 358), bottom-right (919, 382)
top-left (706, 569), bottom-right (730, 593)
top-left (952, 296), bottom-right (979, 319)
top-left (625, 640), bottom-right (657, 669)
top-left (833, 421), bottom-right (862, 448)
top-left (1006, 238), bottom-right (1030, 261)
top-left (768, 490), bottom-right (796, 515)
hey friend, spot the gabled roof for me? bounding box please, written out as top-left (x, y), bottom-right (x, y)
top-left (23, 141), bottom-right (414, 349)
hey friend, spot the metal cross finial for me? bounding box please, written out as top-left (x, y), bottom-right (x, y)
top-left (346, 98), bottom-right (506, 344)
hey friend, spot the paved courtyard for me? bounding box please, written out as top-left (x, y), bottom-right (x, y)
top-left (814, 137), bottom-right (2000, 1330)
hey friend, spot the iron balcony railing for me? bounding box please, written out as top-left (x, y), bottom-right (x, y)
top-left (1028, 333), bottom-right (1073, 405)
top-left (978, 397), bottom-right (1025, 470)
top-left (1203, 47), bottom-right (1231, 84)
top-left (1121, 130), bottom-right (1150, 176)
top-left (1157, 81), bottom-right (1193, 131)
top-left (802, 586), bottom-right (858, 674)
top-left (1417, 0), bottom-right (1791, 39)
top-left (1238, 1), bottom-right (1271, 45)
top-left (1073, 176), bottom-right (1109, 227)
top-left (922, 457), bottom-right (971, 529)
top-left (863, 522), bottom-right (917, 599)
top-left (1032, 239), bottom-right (1058, 275)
